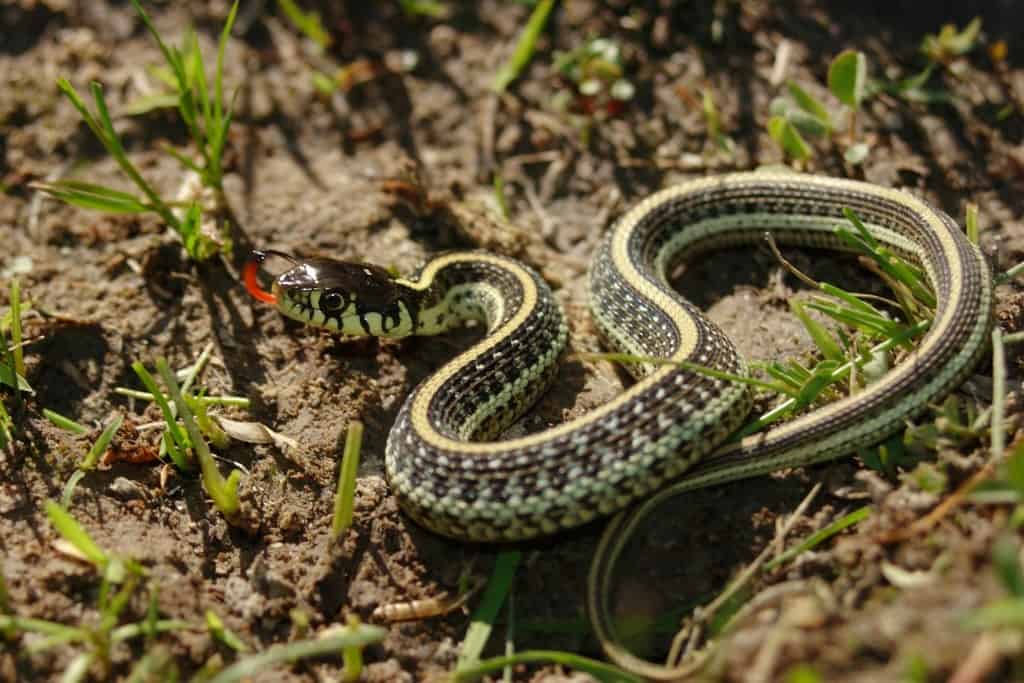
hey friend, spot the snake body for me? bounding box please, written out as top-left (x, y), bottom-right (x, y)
top-left (264, 172), bottom-right (992, 545)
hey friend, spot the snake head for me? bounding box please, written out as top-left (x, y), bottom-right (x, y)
top-left (246, 251), bottom-right (417, 337)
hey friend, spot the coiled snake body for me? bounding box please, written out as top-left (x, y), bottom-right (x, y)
top-left (249, 173), bottom-right (992, 546)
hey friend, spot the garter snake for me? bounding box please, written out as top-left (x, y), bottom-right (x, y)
top-left (247, 172), bottom-right (992, 673)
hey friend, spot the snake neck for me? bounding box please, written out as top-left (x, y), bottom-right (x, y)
top-left (403, 282), bottom-right (507, 335)
top-left (396, 255), bottom-right (523, 337)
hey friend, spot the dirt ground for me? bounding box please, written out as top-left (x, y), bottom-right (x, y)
top-left (3, 1), bottom-right (1024, 681)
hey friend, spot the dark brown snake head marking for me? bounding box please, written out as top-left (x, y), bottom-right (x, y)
top-left (248, 251), bottom-right (421, 337)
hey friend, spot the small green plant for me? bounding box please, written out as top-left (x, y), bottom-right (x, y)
top-left (60, 411), bottom-right (124, 506)
top-left (921, 17), bottom-right (982, 67)
top-left (33, 0), bottom-right (239, 261)
top-left (736, 209), bottom-right (934, 436)
top-left (277, 0), bottom-right (330, 51)
top-left (701, 87), bottom-right (735, 155)
top-left (552, 37), bottom-right (636, 118)
top-left (0, 503), bottom-right (190, 683)
top-left (769, 50), bottom-right (870, 164)
top-left (856, 18), bottom-right (983, 110)
top-left (131, 357), bottom-right (243, 524)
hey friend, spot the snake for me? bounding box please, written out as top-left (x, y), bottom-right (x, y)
top-left (245, 172), bottom-right (992, 672)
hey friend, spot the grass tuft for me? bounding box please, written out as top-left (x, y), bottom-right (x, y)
top-left (33, 0), bottom-right (239, 261)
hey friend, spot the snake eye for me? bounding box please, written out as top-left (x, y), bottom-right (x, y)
top-left (321, 291), bottom-right (345, 311)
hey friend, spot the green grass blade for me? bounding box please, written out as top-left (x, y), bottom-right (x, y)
top-left (60, 471), bottom-right (87, 508)
top-left (768, 115), bottom-right (813, 160)
top-left (736, 320), bottom-right (929, 437)
top-left (996, 261), bottom-right (1024, 285)
top-left (840, 207), bottom-right (877, 248)
top-left (185, 31), bottom-right (212, 157)
top-left (111, 618), bottom-right (191, 642)
top-left (803, 300), bottom-right (903, 338)
top-left (131, 361), bottom-right (189, 459)
top-left (80, 412), bottom-right (123, 471)
top-left (457, 551), bottom-right (521, 672)
top-left (178, 202), bottom-right (218, 261)
top-left (0, 361), bottom-right (33, 394)
top-left (92, 83), bottom-right (132, 166)
top-left (817, 283), bottom-right (889, 317)
top-left (88, 83), bottom-right (180, 230)
top-left (9, 279), bottom-right (24, 378)
top-left (786, 81), bottom-right (831, 128)
top-left (207, 1), bottom-right (239, 187)
top-left (56, 78), bottom-right (110, 149)
top-left (60, 652), bottom-right (93, 683)
top-left (44, 500), bottom-right (110, 568)
top-left (493, 174), bottom-right (509, 220)
top-left (206, 624), bottom-right (386, 683)
top-left (130, 0), bottom-right (184, 84)
top-left (993, 536), bottom-right (1024, 597)
top-left (216, 1), bottom-right (240, 125)
top-left (837, 211), bottom-right (935, 307)
top-left (491, 0), bottom-right (557, 93)
top-left (160, 144), bottom-right (204, 175)
top-left (763, 506), bottom-right (870, 571)
top-left (0, 401), bottom-right (11, 450)
top-left (32, 180), bottom-right (152, 214)
top-left (121, 92), bottom-right (180, 116)
top-left (174, 72), bottom-right (204, 154)
top-left (964, 597), bottom-right (1024, 630)
top-left (965, 202), bottom-right (979, 244)
top-left (332, 421), bottom-right (363, 539)
top-left (762, 360), bottom-right (809, 393)
top-left (0, 615), bottom-right (85, 642)
top-left (205, 610), bottom-right (249, 651)
top-left (790, 300), bottom-right (843, 361)
top-left (453, 650), bottom-right (643, 683)
top-left (794, 360), bottom-right (841, 408)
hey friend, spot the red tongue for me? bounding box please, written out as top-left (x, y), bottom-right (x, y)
top-left (243, 256), bottom-right (278, 304)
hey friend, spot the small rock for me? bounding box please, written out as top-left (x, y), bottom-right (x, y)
top-left (108, 477), bottom-right (148, 500)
